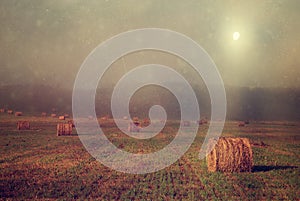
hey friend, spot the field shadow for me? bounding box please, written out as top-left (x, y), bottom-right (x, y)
top-left (253, 165), bottom-right (298, 172)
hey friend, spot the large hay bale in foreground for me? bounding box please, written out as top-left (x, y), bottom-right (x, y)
top-left (206, 137), bottom-right (253, 172)
top-left (17, 121), bottom-right (30, 130)
top-left (57, 123), bottom-right (73, 136)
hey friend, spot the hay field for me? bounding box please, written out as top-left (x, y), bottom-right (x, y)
top-left (0, 115), bottom-right (299, 200)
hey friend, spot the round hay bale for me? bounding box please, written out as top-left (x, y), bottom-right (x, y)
top-left (128, 122), bottom-right (140, 132)
top-left (198, 118), bottom-right (208, 125)
top-left (182, 121), bottom-right (191, 127)
top-left (238, 122), bottom-right (245, 127)
top-left (58, 115), bottom-right (65, 120)
top-left (14, 112), bottom-right (23, 116)
top-left (206, 137), bottom-right (253, 172)
top-left (17, 121), bottom-right (30, 130)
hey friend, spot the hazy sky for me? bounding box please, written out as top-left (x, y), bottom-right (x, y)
top-left (0, 0), bottom-right (299, 88)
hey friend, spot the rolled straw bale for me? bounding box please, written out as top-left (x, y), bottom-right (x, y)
top-left (198, 118), bottom-right (208, 125)
top-left (64, 114), bottom-right (69, 118)
top-left (7, 110), bottom-right (13, 114)
top-left (41, 112), bottom-right (47, 117)
top-left (0, 108), bottom-right (5, 113)
top-left (57, 123), bottom-right (72, 136)
top-left (58, 115), bottom-right (65, 120)
top-left (142, 118), bottom-right (150, 126)
top-left (206, 137), bottom-right (253, 172)
top-left (17, 121), bottom-right (30, 130)
top-left (128, 121), bottom-right (140, 132)
top-left (15, 112), bottom-right (22, 116)
top-left (182, 121), bottom-right (191, 127)
top-left (51, 113), bottom-right (57, 118)
top-left (238, 122), bottom-right (245, 127)
top-left (67, 120), bottom-right (75, 128)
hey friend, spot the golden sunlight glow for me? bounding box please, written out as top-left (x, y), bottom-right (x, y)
top-left (233, 32), bottom-right (240, 40)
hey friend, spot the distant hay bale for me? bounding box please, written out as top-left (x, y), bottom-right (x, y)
top-left (128, 121), bottom-right (140, 132)
top-left (0, 108), bottom-right (5, 113)
top-left (57, 123), bottom-right (73, 136)
top-left (182, 121), bottom-right (191, 127)
top-left (238, 122), bottom-right (245, 127)
top-left (51, 113), bottom-right (57, 118)
top-left (206, 137), bottom-right (253, 172)
top-left (17, 121), bottom-right (30, 130)
top-left (244, 120), bottom-right (250, 124)
top-left (198, 118), bottom-right (208, 125)
top-left (41, 112), bottom-right (47, 117)
top-left (100, 116), bottom-right (108, 121)
top-left (58, 115), bottom-right (65, 120)
top-left (142, 118), bottom-right (150, 126)
top-left (14, 112), bottom-right (23, 116)
top-left (7, 110), bottom-right (13, 114)
top-left (67, 120), bottom-right (75, 128)
top-left (64, 114), bottom-right (69, 118)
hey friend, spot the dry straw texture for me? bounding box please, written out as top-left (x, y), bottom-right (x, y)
top-left (206, 137), bottom-right (253, 172)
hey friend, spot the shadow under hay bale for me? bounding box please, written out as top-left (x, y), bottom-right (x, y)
top-left (206, 137), bottom-right (253, 172)
top-left (14, 112), bottom-right (22, 116)
top-left (17, 121), bottom-right (30, 130)
top-left (252, 165), bottom-right (298, 172)
top-left (57, 123), bottom-right (73, 136)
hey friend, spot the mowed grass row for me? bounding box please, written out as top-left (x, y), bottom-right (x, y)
top-left (0, 115), bottom-right (299, 200)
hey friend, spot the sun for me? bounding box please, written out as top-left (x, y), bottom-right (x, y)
top-left (233, 32), bottom-right (240, 40)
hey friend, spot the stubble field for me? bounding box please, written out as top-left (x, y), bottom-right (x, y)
top-left (0, 115), bottom-right (299, 200)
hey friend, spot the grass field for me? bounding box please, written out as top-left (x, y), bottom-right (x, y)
top-left (0, 114), bottom-right (299, 200)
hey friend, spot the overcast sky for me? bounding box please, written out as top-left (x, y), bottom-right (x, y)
top-left (0, 0), bottom-right (299, 88)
